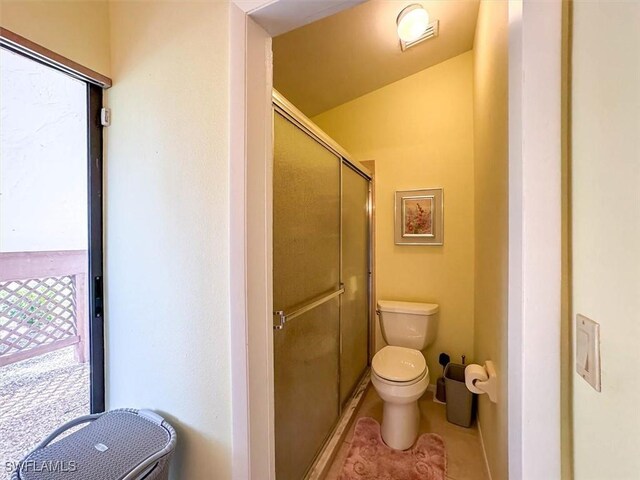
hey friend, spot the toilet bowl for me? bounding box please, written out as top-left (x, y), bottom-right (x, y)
top-left (371, 346), bottom-right (430, 450)
top-left (372, 300), bottom-right (438, 450)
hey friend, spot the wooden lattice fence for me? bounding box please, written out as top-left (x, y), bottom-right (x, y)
top-left (0, 251), bottom-right (88, 367)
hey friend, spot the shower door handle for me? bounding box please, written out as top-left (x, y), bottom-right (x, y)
top-left (273, 285), bottom-right (344, 330)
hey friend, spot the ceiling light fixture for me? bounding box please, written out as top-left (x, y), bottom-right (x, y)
top-left (396, 4), bottom-right (439, 51)
top-left (397, 4), bottom-right (429, 42)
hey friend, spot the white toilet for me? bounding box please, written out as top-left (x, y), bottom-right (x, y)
top-left (371, 300), bottom-right (439, 450)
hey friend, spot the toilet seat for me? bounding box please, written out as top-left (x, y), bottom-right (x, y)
top-left (372, 366), bottom-right (428, 387)
top-left (372, 346), bottom-right (427, 383)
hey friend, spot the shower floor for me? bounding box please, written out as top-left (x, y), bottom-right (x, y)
top-left (324, 386), bottom-right (490, 480)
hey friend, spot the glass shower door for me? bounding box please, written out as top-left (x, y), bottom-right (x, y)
top-left (340, 164), bottom-right (370, 405)
top-left (273, 112), bottom-right (341, 480)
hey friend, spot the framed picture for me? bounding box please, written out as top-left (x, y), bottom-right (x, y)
top-left (394, 188), bottom-right (443, 245)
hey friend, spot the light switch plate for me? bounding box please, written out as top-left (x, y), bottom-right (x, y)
top-left (576, 314), bottom-right (601, 392)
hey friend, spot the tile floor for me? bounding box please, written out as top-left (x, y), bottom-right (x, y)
top-left (324, 386), bottom-right (490, 480)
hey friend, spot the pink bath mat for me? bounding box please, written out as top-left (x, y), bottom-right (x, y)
top-left (338, 417), bottom-right (446, 480)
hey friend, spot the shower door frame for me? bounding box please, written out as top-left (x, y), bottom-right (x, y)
top-left (272, 90), bottom-right (373, 186)
top-left (272, 91), bottom-right (374, 477)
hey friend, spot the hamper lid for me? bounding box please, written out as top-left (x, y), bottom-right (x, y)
top-left (19, 410), bottom-right (171, 480)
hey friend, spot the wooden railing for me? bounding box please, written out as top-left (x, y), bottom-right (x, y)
top-left (0, 250), bottom-right (88, 367)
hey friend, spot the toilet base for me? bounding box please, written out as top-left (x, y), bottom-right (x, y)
top-left (370, 360), bottom-right (429, 451)
top-left (380, 400), bottom-right (420, 450)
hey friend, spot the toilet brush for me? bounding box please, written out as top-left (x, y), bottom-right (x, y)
top-left (435, 353), bottom-right (450, 404)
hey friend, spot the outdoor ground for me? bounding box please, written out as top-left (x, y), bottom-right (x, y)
top-left (0, 347), bottom-right (89, 480)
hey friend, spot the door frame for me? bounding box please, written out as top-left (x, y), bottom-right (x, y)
top-left (87, 83), bottom-right (106, 413)
top-left (229, 1), bottom-right (563, 478)
top-left (508, 2), bottom-right (563, 478)
top-left (0, 31), bottom-right (109, 414)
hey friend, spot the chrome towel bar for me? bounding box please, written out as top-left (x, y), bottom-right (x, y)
top-left (273, 286), bottom-right (344, 330)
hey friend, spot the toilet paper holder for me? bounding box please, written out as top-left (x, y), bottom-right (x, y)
top-left (465, 361), bottom-right (498, 403)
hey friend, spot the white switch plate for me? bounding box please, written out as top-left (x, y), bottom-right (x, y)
top-left (576, 314), bottom-right (601, 392)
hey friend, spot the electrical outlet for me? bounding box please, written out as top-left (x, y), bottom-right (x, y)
top-left (576, 314), bottom-right (601, 392)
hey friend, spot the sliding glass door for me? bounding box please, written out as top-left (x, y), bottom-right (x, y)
top-left (273, 111), bottom-right (342, 480)
top-left (340, 164), bottom-right (370, 406)
top-left (0, 46), bottom-right (104, 477)
top-left (273, 103), bottom-right (371, 479)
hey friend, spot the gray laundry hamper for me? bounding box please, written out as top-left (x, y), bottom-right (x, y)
top-left (11, 409), bottom-right (177, 480)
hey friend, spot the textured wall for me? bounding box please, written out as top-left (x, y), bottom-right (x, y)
top-left (0, 49), bottom-right (87, 252)
top-left (0, 0), bottom-right (111, 76)
top-left (314, 51), bottom-right (475, 382)
top-left (0, 0), bottom-right (110, 251)
top-left (105, 1), bottom-right (232, 478)
top-left (571, 1), bottom-right (640, 478)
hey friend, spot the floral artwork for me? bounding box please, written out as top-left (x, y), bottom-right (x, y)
top-left (402, 197), bottom-right (433, 237)
top-left (395, 188), bottom-right (443, 246)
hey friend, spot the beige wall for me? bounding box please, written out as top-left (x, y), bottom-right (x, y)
top-left (472, 1), bottom-right (508, 479)
top-left (314, 51), bottom-right (475, 381)
top-left (571, 1), bottom-right (640, 478)
top-left (2, 1), bottom-right (235, 477)
top-left (105, 1), bottom-right (232, 478)
top-left (0, 0), bottom-right (110, 76)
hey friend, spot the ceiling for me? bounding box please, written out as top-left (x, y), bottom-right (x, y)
top-left (246, 0), bottom-right (367, 36)
top-left (272, 0), bottom-right (480, 117)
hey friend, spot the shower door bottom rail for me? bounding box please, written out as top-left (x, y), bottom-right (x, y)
top-left (273, 285), bottom-right (344, 330)
top-left (303, 369), bottom-right (371, 480)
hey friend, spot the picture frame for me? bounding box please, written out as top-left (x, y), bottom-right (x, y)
top-left (394, 188), bottom-right (444, 245)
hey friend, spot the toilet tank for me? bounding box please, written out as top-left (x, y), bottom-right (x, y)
top-left (377, 300), bottom-right (439, 350)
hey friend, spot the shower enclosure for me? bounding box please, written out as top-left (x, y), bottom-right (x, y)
top-left (272, 91), bottom-right (371, 480)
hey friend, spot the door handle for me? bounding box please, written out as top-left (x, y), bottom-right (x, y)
top-left (274, 285), bottom-right (344, 330)
top-left (94, 275), bottom-right (103, 318)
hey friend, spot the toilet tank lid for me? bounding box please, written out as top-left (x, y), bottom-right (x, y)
top-left (377, 300), bottom-right (439, 315)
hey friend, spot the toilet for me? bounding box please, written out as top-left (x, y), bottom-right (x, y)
top-left (371, 300), bottom-right (439, 450)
